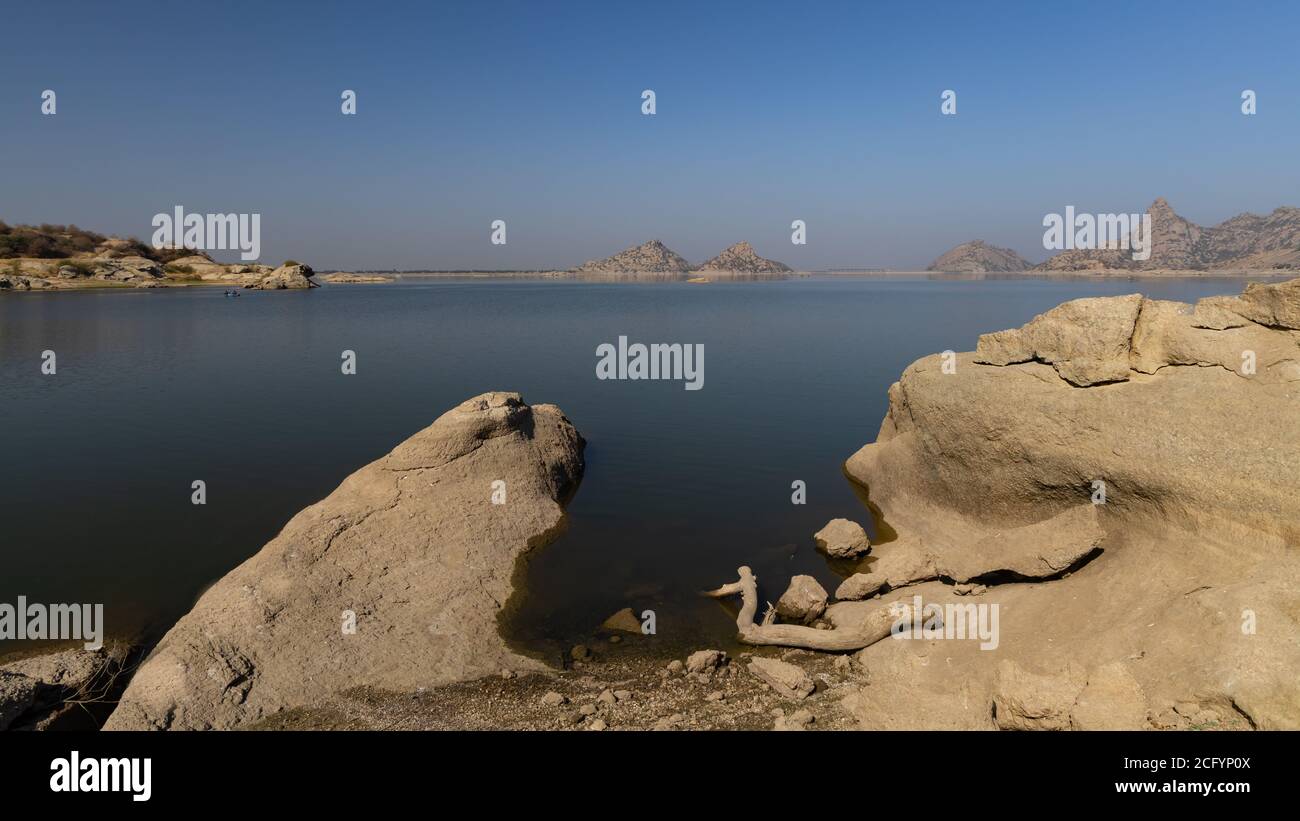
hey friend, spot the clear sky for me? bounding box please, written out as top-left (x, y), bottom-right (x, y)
top-left (2, 0), bottom-right (1298, 270)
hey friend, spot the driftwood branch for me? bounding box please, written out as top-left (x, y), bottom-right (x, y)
top-left (703, 565), bottom-right (907, 651)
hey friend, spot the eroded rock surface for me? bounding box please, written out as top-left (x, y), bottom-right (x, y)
top-left (106, 392), bottom-right (584, 730)
top-left (841, 279), bottom-right (1300, 730)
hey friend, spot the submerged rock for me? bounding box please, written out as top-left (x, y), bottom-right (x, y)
top-left (813, 518), bottom-right (871, 558)
top-left (106, 392), bottom-right (584, 730)
top-left (600, 607), bottom-right (643, 634)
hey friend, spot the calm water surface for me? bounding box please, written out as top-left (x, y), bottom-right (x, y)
top-left (0, 276), bottom-right (1266, 659)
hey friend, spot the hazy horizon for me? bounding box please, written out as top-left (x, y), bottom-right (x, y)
top-left (3, 0), bottom-right (1298, 270)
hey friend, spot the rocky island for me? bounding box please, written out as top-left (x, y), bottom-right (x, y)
top-left (572, 239), bottom-right (795, 280)
top-left (927, 240), bottom-right (1030, 273)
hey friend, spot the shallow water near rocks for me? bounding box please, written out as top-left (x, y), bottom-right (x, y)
top-left (0, 275), bottom-right (1271, 660)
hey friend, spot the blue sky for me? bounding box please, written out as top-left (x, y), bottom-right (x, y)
top-left (2, 0), bottom-right (1298, 269)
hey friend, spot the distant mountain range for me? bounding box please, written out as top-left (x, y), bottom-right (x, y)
top-left (930, 198), bottom-right (1300, 273)
top-left (574, 240), bottom-right (791, 275)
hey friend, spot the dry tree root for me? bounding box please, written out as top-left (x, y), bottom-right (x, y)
top-left (703, 566), bottom-right (907, 652)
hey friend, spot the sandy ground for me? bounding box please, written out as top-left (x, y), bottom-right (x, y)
top-left (247, 641), bottom-right (862, 732)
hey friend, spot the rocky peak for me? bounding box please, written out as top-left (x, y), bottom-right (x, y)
top-left (697, 241), bottom-right (791, 273)
top-left (574, 239), bottom-right (691, 273)
top-left (927, 240), bottom-right (1030, 273)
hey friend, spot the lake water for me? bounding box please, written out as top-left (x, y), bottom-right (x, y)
top-left (0, 275), bottom-right (1266, 661)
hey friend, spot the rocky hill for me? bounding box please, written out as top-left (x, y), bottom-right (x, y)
top-left (0, 221), bottom-right (191, 264)
top-left (0, 222), bottom-right (316, 291)
top-left (696, 241), bottom-right (791, 273)
top-left (928, 240), bottom-right (1030, 273)
top-left (1041, 198), bottom-right (1300, 271)
top-left (573, 240), bottom-right (692, 274)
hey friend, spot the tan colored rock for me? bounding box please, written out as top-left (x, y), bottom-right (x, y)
top-left (975, 294), bottom-right (1143, 386)
top-left (105, 392), bottom-right (584, 730)
top-left (775, 575), bottom-right (828, 624)
top-left (685, 649), bottom-right (725, 674)
top-left (1070, 662), bottom-right (1148, 730)
top-left (843, 278), bottom-right (1300, 730)
top-left (992, 661), bottom-right (1085, 730)
top-left (747, 657), bottom-right (815, 700)
top-left (247, 262), bottom-right (317, 290)
top-left (813, 518), bottom-right (871, 558)
top-left (600, 607), bottom-right (642, 634)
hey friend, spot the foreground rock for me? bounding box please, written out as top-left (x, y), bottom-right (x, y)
top-left (0, 646), bottom-right (134, 730)
top-left (841, 278), bottom-right (1300, 729)
top-left (776, 576), bottom-right (828, 624)
top-left (747, 657), bottom-right (815, 700)
top-left (106, 392), bottom-right (584, 730)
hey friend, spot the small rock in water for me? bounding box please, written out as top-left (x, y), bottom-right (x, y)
top-left (666, 659), bottom-right (684, 674)
top-left (541, 691), bottom-right (567, 707)
top-left (597, 689), bottom-right (617, 706)
top-left (579, 702), bottom-right (598, 717)
top-left (613, 689), bottom-right (632, 702)
top-left (813, 518), bottom-right (872, 558)
top-left (601, 607), bottom-right (643, 634)
top-left (570, 644), bottom-right (591, 662)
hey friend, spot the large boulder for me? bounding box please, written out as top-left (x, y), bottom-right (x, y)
top-left (775, 575), bottom-right (828, 624)
top-left (842, 279), bottom-right (1300, 730)
top-left (813, 518), bottom-right (871, 558)
top-left (90, 255), bottom-right (164, 282)
top-left (247, 262), bottom-right (317, 290)
top-left (105, 392), bottom-right (584, 730)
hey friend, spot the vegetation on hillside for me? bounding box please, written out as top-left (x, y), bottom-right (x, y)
top-left (0, 221), bottom-right (195, 263)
